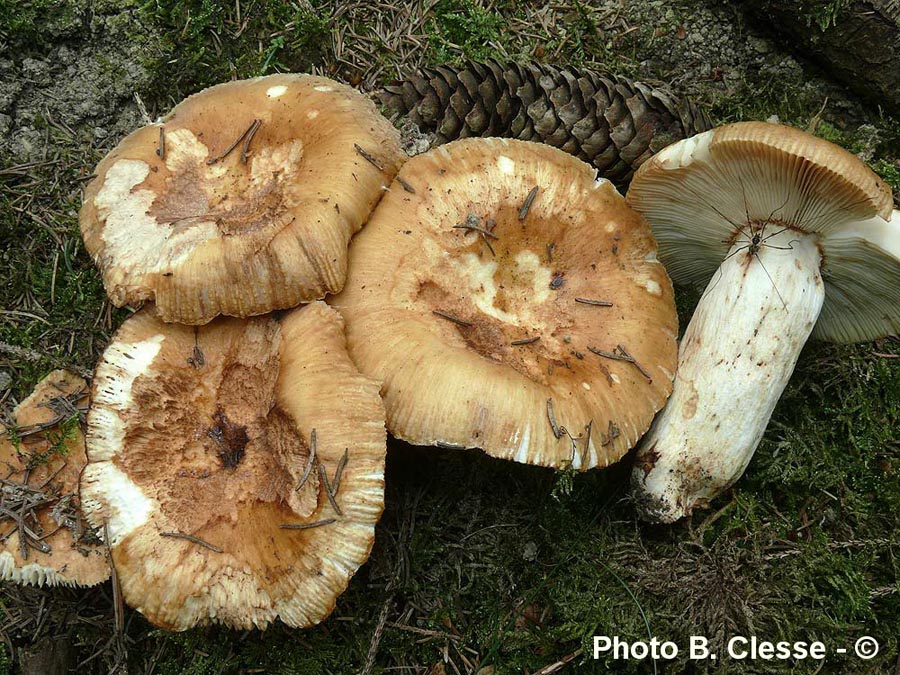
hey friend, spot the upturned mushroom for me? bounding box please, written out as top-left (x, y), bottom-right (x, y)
top-left (330, 138), bottom-right (678, 469)
top-left (80, 302), bottom-right (385, 629)
top-left (0, 371), bottom-right (108, 587)
top-left (80, 74), bottom-right (406, 325)
top-left (626, 121), bottom-right (898, 523)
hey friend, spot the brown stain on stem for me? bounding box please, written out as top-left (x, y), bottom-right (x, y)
top-left (681, 380), bottom-right (699, 420)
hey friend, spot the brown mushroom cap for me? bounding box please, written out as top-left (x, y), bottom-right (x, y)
top-left (330, 138), bottom-right (678, 469)
top-left (80, 302), bottom-right (386, 630)
top-left (0, 371), bottom-right (108, 587)
top-left (626, 121), bottom-right (896, 343)
top-left (80, 74), bottom-right (406, 325)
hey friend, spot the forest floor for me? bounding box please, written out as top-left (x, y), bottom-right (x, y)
top-left (1, 0), bottom-right (899, 673)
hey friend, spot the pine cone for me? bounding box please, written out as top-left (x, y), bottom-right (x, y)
top-left (380, 61), bottom-right (712, 184)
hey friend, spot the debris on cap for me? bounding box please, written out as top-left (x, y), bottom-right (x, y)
top-left (80, 74), bottom-right (406, 325)
top-left (0, 370), bottom-right (109, 587)
top-left (80, 302), bottom-right (386, 630)
top-left (330, 137), bottom-right (678, 470)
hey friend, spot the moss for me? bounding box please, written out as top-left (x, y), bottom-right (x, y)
top-left (800, 0), bottom-right (855, 31)
top-left (0, 0), bottom-right (82, 48)
top-left (551, 463), bottom-right (579, 498)
top-left (540, 2), bottom-right (600, 66)
top-left (138, 0), bottom-right (331, 102)
top-left (0, 0), bottom-right (51, 40)
top-left (424, 0), bottom-right (507, 65)
top-left (873, 159), bottom-right (900, 193)
top-left (24, 413), bottom-right (80, 467)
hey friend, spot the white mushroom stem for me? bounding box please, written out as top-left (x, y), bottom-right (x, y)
top-left (631, 228), bottom-right (825, 523)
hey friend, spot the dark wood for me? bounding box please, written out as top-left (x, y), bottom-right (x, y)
top-left (739, 1), bottom-right (900, 114)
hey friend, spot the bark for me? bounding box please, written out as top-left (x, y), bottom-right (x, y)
top-left (738, 1), bottom-right (900, 114)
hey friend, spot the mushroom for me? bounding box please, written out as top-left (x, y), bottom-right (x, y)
top-left (79, 302), bottom-right (386, 629)
top-left (330, 138), bottom-right (678, 469)
top-left (80, 74), bottom-right (406, 325)
top-left (0, 370), bottom-right (108, 587)
top-left (626, 121), bottom-right (898, 522)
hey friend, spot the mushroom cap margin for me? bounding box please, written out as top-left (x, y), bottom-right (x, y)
top-left (331, 137), bottom-right (678, 470)
top-left (80, 302), bottom-right (386, 630)
top-left (80, 74), bottom-right (406, 325)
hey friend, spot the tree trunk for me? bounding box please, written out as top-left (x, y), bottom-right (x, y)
top-left (738, 1), bottom-right (900, 115)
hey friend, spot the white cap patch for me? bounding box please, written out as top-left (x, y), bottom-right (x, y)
top-left (95, 152), bottom-right (216, 275)
top-left (88, 335), bottom-right (164, 455)
top-left (450, 249), bottom-right (552, 324)
top-left (83, 463), bottom-right (157, 545)
top-left (645, 280), bottom-right (662, 296)
top-left (497, 155), bottom-right (515, 174)
top-left (513, 425), bottom-right (532, 463)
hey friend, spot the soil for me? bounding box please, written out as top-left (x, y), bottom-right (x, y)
top-left (0, 4), bottom-right (156, 162)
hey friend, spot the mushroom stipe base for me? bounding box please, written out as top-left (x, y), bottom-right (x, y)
top-left (633, 230), bottom-right (824, 522)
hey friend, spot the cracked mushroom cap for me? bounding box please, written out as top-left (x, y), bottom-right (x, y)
top-left (627, 121), bottom-right (898, 342)
top-left (80, 302), bottom-right (386, 630)
top-left (80, 74), bottom-right (406, 325)
top-left (0, 370), bottom-right (108, 587)
top-left (330, 138), bottom-right (678, 469)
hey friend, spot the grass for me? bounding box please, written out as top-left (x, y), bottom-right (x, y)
top-left (139, 0), bottom-right (331, 100)
top-left (0, 147), bottom-right (122, 393)
top-left (1, 0), bottom-right (899, 673)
